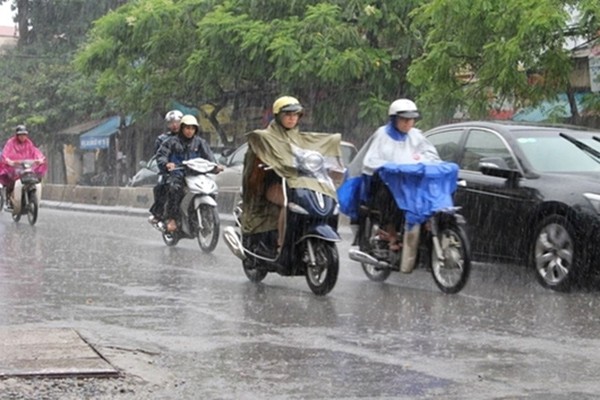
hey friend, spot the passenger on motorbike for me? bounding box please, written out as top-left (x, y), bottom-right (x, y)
top-left (156, 114), bottom-right (222, 232)
top-left (341, 99), bottom-right (440, 252)
top-left (0, 125), bottom-right (47, 209)
top-left (148, 109), bottom-right (183, 225)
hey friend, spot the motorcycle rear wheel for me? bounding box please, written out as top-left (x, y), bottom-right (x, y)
top-left (197, 204), bottom-right (220, 253)
top-left (430, 223), bottom-right (471, 294)
top-left (305, 240), bottom-right (339, 296)
top-left (359, 215), bottom-right (391, 282)
top-left (27, 192), bottom-right (38, 226)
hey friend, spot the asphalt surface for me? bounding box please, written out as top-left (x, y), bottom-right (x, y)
top-left (2, 202), bottom-right (600, 399)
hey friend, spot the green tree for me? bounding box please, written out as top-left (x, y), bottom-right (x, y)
top-left (0, 0), bottom-right (127, 141)
top-left (75, 0), bottom-right (424, 146)
top-left (408, 0), bottom-right (600, 127)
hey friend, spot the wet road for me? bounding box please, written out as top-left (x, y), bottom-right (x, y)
top-left (1, 208), bottom-right (600, 399)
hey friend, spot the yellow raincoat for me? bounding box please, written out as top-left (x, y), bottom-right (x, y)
top-left (241, 121), bottom-right (342, 234)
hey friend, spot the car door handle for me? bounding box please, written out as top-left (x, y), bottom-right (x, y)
top-left (457, 179), bottom-right (467, 187)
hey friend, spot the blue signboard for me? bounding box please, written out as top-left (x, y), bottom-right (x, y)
top-left (79, 116), bottom-right (133, 150)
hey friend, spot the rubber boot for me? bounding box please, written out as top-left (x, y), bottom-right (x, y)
top-left (400, 224), bottom-right (421, 273)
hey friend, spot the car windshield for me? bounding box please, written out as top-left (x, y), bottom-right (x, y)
top-left (514, 129), bottom-right (600, 173)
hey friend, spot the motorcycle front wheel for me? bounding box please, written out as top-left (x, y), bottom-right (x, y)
top-left (430, 223), bottom-right (471, 294)
top-left (27, 192), bottom-right (38, 226)
top-left (305, 240), bottom-right (339, 296)
top-left (197, 204), bottom-right (220, 253)
top-left (12, 197), bottom-right (21, 222)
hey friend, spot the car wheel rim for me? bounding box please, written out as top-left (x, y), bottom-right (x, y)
top-left (535, 223), bottom-right (573, 285)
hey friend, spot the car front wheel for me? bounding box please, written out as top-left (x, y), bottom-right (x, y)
top-left (531, 215), bottom-right (586, 291)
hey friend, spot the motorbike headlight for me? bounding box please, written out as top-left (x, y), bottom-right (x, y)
top-left (299, 152), bottom-right (324, 173)
top-left (583, 193), bottom-right (600, 214)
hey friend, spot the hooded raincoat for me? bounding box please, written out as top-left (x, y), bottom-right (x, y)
top-left (0, 135), bottom-right (47, 187)
top-left (241, 121), bottom-right (343, 234)
top-left (337, 122), bottom-right (458, 227)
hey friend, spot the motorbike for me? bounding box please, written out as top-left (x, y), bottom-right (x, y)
top-left (223, 147), bottom-right (342, 296)
top-left (9, 159), bottom-right (43, 226)
top-left (152, 157), bottom-right (220, 252)
top-left (347, 163), bottom-right (471, 294)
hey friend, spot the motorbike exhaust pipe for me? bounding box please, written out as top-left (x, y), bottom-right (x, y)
top-left (349, 248), bottom-right (390, 269)
top-left (223, 227), bottom-right (247, 260)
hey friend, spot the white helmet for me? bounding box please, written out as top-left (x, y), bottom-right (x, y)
top-left (388, 98), bottom-right (420, 119)
top-left (165, 110), bottom-right (183, 122)
top-left (180, 114), bottom-right (199, 127)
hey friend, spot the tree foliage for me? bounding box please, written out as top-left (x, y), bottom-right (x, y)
top-left (75, 0), bottom-right (424, 145)
top-left (0, 0), bottom-right (125, 142)
top-left (408, 0), bottom-right (600, 127)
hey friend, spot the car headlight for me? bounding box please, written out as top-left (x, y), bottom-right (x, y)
top-left (583, 193), bottom-right (600, 214)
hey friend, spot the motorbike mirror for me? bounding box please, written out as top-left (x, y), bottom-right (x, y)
top-left (139, 160), bottom-right (147, 168)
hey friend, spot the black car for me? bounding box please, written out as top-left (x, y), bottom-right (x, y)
top-left (424, 121), bottom-right (600, 291)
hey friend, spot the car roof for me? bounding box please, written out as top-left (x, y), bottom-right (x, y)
top-left (427, 120), bottom-right (600, 134)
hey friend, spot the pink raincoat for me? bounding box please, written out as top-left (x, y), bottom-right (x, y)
top-left (0, 135), bottom-right (47, 187)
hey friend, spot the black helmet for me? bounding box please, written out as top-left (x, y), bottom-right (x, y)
top-left (15, 125), bottom-right (28, 135)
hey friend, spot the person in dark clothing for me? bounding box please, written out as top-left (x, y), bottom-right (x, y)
top-left (156, 114), bottom-right (222, 232)
top-left (148, 110), bottom-right (183, 225)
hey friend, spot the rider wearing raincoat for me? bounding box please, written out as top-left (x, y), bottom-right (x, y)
top-left (241, 96), bottom-right (343, 248)
top-left (338, 99), bottom-right (458, 270)
top-left (0, 125), bottom-right (47, 207)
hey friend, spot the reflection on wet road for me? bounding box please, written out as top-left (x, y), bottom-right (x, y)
top-left (1, 208), bottom-right (600, 398)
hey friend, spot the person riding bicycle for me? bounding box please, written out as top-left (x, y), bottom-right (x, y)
top-left (156, 114), bottom-right (222, 233)
top-left (0, 125), bottom-right (47, 209)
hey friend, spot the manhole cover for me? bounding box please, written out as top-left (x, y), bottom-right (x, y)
top-left (0, 327), bottom-right (119, 378)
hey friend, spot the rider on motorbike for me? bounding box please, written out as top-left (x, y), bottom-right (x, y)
top-left (156, 114), bottom-right (222, 233)
top-left (148, 109), bottom-right (183, 225)
top-left (339, 98), bottom-right (440, 254)
top-left (0, 125), bottom-right (47, 209)
top-left (241, 96), bottom-right (344, 254)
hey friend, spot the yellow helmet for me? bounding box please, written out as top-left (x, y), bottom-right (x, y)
top-left (272, 96), bottom-right (303, 115)
top-left (180, 114), bottom-right (199, 127)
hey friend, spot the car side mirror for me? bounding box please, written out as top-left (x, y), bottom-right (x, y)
top-left (479, 158), bottom-right (522, 180)
top-left (479, 156), bottom-right (508, 169)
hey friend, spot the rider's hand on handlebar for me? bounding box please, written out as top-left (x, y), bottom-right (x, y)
top-left (166, 162), bottom-right (176, 171)
top-left (213, 165), bottom-right (224, 174)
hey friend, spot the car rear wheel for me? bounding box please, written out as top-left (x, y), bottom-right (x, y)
top-left (531, 215), bottom-right (585, 291)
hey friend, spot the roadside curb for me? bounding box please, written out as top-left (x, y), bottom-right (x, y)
top-left (40, 184), bottom-right (349, 230)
